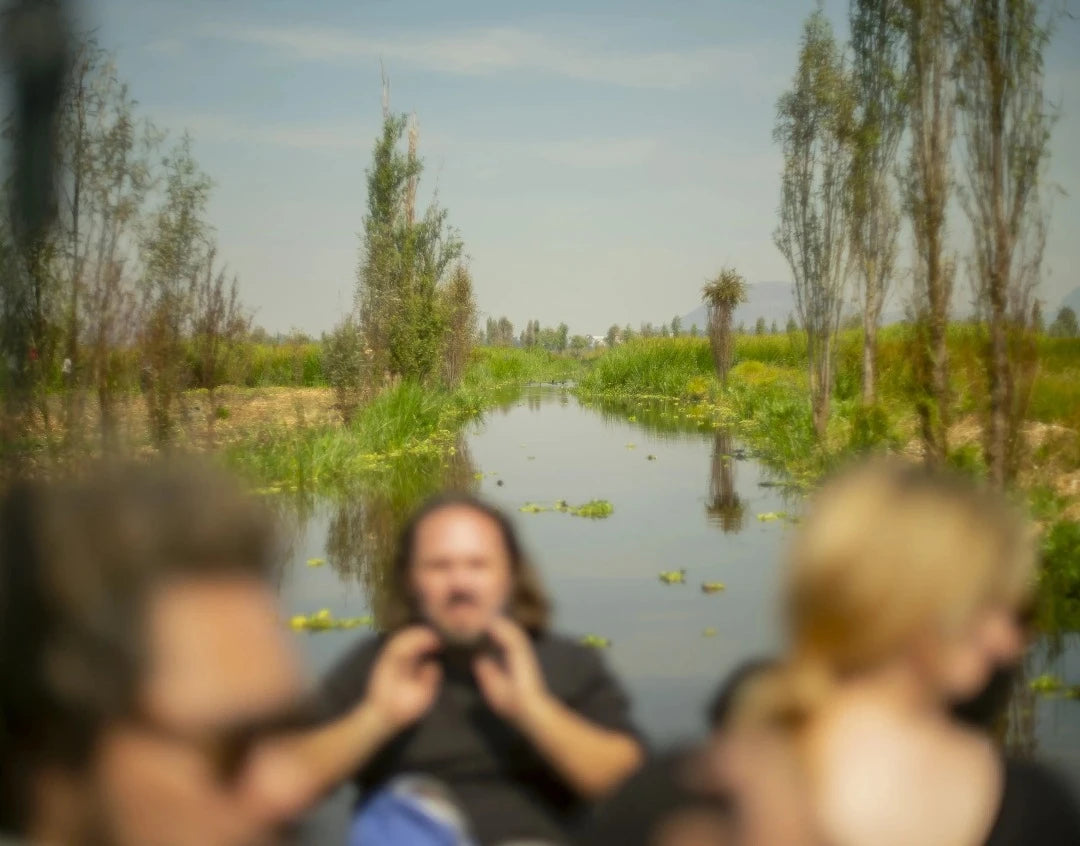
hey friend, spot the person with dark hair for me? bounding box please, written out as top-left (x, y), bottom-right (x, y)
top-left (705, 658), bottom-right (778, 733)
top-left (0, 462), bottom-right (309, 846)
top-left (276, 493), bottom-right (644, 845)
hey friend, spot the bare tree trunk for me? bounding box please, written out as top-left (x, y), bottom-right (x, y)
top-left (861, 291), bottom-right (878, 406)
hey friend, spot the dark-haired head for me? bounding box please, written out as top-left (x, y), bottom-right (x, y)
top-left (381, 492), bottom-right (550, 640)
top-left (0, 461), bottom-right (304, 842)
top-left (706, 657), bottom-right (779, 732)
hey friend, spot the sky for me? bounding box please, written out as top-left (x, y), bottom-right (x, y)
top-left (81, 0), bottom-right (1080, 336)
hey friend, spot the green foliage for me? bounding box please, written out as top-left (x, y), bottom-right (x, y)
top-left (578, 337), bottom-right (714, 397)
top-left (356, 111), bottom-right (462, 385)
top-left (439, 264), bottom-right (477, 388)
top-left (139, 134), bottom-right (214, 445)
top-left (774, 8), bottom-right (854, 436)
top-left (243, 343), bottom-right (324, 387)
top-left (1038, 519), bottom-right (1080, 631)
top-left (323, 317), bottom-right (367, 420)
top-left (464, 346), bottom-right (578, 386)
top-left (1050, 306), bottom-right (1079, 339)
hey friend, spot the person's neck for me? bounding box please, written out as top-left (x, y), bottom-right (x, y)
top-left (837, 660), bottom-right (942, 721)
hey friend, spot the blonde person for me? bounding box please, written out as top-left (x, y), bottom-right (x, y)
top-left (725, 459), bottom-right (1079, 846)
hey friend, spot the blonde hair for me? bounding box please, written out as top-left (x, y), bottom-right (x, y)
top-left (739, 459), bottom-right (1035, 730)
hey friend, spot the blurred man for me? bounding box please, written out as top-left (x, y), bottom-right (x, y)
top-left (282, 493), bottom-right (644, 845)
top-left (0, 464), bottom-right (308, 846)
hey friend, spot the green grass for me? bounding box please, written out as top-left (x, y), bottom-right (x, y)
top-left (464, 346), bottom-right (580, 386)
top-left (579, 329), bottom-right (1080, 629)
top-left (224, 346), bottom-right (581, 490)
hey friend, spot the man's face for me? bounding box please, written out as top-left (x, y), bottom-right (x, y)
top-left (409, 506), bottom-right (514, 646)
top-left (88, 577), bottom-right (305, 846)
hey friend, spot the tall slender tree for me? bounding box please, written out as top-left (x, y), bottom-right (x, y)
top-left (956, 0), bottom-right (1055, 487)
top-left (138, 134), bottom-right (211, 446)
top-left (901, 0), bottom-right (957, 465)
top-left (440, 263), bottom-right (477, 387)
top-left (774, 9), bottom-right (854, 437)
top-left (848, 0), bottom-right (906, 406)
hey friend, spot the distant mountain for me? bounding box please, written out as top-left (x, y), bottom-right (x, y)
top-left (682, 279), bottom-right (914, 331)
top-left (682, 281), bottom-right (795, 332)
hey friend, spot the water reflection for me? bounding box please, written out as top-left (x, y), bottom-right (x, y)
top-left (581, 394), bottom-right (714, 443)
top-left (706, 429), bottom-right (745, 533)
top-left (276, 435), bottom-right (478, 627)
top-left (275, 386), bottom-right (1080, 790)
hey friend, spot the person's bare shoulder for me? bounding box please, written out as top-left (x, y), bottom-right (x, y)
top-left (809, 703), bottom-right (1000, 846)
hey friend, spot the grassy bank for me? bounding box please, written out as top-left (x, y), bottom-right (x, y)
top-left (223, 347), bottom-right (576, 490)
top-left (577, 330), bottom-right (1080, 628)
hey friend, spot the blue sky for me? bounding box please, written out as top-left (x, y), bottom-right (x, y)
top-left (84, 0), bottom-right (1080, 335)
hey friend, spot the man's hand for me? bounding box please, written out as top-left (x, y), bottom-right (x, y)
top-left (473, 618), bottom-right (551, 724)
top-left (364, 626), bottom-right (443, 734)
top-left (475, 618), bottom-right (643, 797)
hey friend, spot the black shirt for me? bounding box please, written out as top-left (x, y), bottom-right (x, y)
top-left (320, 631), bottom-right (641, 846)
top-left (573, 748), bottom-right (731, 846)
top-left (578, 752), bottom-right (1080, 846)
top-left (984, 758), bottom-right (1080, 845)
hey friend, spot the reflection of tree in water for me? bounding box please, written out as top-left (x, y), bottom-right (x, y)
top-left (706, 429), bottom-right (745, 533)
top-left (325, 435), bottom-right (478, 628)
top-left (264, 491), bottom-right (318, 591)
top-left (1002, 660), bottom-right (1038, 759)
top-left (1002, 634), bottom-right (1070, 760)
top-left (527, 392), bottom-right (542, 412)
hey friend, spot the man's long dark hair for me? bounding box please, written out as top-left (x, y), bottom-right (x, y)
top-left (380, 492), bottom-right (551, 634)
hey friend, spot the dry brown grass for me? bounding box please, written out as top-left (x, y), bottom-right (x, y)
top-left (18, 387), bottom-right (338, 462)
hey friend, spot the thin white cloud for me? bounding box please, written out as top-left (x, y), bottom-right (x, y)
top-left (212, 24), bottom-right (757, 90)
top-left (143, 38), bottom-right (186, 57)
top-left (149, 111), bottom-right (374, 151)
top-left (530, 137), bottom-right (658, 168)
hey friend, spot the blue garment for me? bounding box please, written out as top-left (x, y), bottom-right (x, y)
top-left (349, 775), bottom-right (476, 846)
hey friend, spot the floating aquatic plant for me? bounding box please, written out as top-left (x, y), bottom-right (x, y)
top-left (580, 634), bottom-right (612, 649)
top-left (566, 499), bottom-right (614, 518)
top-left (520, 499), bottom-right (614, 519)
top-left (647, 454), bottom-right (657, 461)
top-left (306, 557), bottom-right (326, 568)
top-left (659, 569), bottom-right (687, 584)
top-left (625, 443), bottom-right (636, 449)
top-left (289, 609), bottom-right (373, 632)
top-left (1030, 674), bottom-right (1064, 693)
top-left (756, 511), bottom-right (798, 523)
top-left (627, 415), bottom-right (637, 422)
top-left (701, 582), bottom-right (726, 594)
top-left (703, 627), bottom-right (718, 637)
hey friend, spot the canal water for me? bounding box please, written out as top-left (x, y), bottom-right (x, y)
top-left (277, 385), bottom-right (1080, 835)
